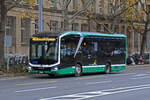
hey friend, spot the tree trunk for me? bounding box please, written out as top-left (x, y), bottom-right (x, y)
top-left (140, 18), bottom-right (149, 56)
top-left (0, 0), bottom-right (6, 66)
top-left (140, 32), bottom-right (147, 56)
top-left (63, 8), bottom-right (70, 31)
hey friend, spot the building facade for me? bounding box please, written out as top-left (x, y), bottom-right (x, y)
top-left (5, 0), bottom-right (150, 56)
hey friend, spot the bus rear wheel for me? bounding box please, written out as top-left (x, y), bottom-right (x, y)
top-left (75, 64), bottom-right (82, 77)
top-left (105, 63), bottom-right (111, 74)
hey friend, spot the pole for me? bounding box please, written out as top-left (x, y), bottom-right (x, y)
top-left (7, 46), bottom-right (9, 72)
top-left (149, 53), bottom-right (150, 64)
top-left (38, 0), bottom-right (43, 32)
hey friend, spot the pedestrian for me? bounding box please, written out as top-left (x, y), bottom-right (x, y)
top-left (139, 56), bottom-right (143, 64)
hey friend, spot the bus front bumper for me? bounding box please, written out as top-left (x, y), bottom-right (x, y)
top-left (28, 66), bottom-right (58, 74)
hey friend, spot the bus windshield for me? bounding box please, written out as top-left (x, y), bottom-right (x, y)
top-left (30, 39), bottom-right (58, 65)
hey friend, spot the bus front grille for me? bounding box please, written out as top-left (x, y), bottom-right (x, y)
top-left (32, 67), bottom-right (51, 71)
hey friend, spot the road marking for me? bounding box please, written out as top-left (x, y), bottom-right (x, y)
top-left (74, 75), bottom-right (104, 80)
top-left (145, 72), bottom-right (150, 74)
top-left (74, 73), bottom-right (136, 81)
top-left (133, 74), bottom-right (147, 77)
top-left (132, 76), bottom-right (150, 80)
top-left (40, 84), bottom-right (150, 100)
top-left (86, 81), bottom-right (112, 85)
top-left (113, 72), bottom-right (136, 76)
top-left (16, 80), bottom-right (57, 86)
top-left (16, 86), bottom-right (56, 93)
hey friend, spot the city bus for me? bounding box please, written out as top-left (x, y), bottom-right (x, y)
top-left (28, 31), bottom-right (127, 76)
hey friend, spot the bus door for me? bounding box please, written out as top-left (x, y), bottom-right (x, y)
top-left (81, 38), bottom-right (98, 66)
top-left (60, 35), bottom-right (80, 67)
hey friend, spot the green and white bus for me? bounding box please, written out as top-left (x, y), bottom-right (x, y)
top-left (28, 31), bottom-right (127, 76)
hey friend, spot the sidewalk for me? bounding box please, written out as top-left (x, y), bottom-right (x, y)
top-left (127, 64), bottom-right (150, 68)
top-left (0, 72), bottom-right (29, 79)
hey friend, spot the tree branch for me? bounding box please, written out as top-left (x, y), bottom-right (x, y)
top-left (6, 0), bottom-right (22, 12)
top-left (139, 0), bottom-right (148, 15)
top-left (114, 1), bottom-right (138, 18)
top-left (91, 18), bottom-right (113, 33)
top-left (65, 0), bottom-right (71, 9)
top-left (70, 0), bottom-right (94, 22)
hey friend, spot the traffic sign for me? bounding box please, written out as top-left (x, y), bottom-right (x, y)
top-left (4, 35), bottom-right (12, 47)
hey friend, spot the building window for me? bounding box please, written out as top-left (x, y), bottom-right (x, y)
top-left (99, 0), bottom-right (104, 14)
top-left (60, 22), bottom-right (64, 31)
top-left (92, 0), bottom-right (96, 13)
top-left (108, 2), bottom-right (112, 14)
top-left (104, 24), bottom-right (108, 33)
top-left (147, 5), bottom-right (150, 12)
top-left (99, 7), bottom-right (103, 15)
top-left (50, 21), bottom-right (58, 31)
top-left (34, 0), bottom-right (39, 5)
top-left (73, 0), bottom-right (78, 10)
top-left (72, 23), bottom-right (79, 31)
top-left (6, 16), bottom-right (16, 46)
top-left (96, 24), bottom-right (102, 32)
top-left (121, 25), bottom-right (125, 34)
top-left (81, 24), bottom-right (88, 32)
top-left (114, 25), bottom-right (119, 33)
top-left (21, 18), bottom-right (30, 46)
top-left (50, 0), bottom-right (56, 7)
top-left (35, 19), bottom-right (38, 34)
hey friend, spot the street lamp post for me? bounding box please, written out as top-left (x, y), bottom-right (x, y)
top-left (38, 0), bottom-right (43, 32)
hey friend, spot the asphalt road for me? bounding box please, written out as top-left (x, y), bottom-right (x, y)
top-left (0, 66), bottom-right (150, 100)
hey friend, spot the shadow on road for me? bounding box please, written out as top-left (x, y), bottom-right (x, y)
top-left (29, 71), bottom-right (124, 80)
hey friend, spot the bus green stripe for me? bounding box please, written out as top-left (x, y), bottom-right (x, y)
top-left (29, 65), bottom-right (126, 75)
top-left (111, 65), bottom-right (126, 71)
top-left (55, 67), bottom-right (74, 75)
top-left (55, 65), bottom-right (126, 75)
top-left (82, 66), bottom-right (105, 73)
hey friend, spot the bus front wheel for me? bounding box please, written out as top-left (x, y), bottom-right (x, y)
top-left (75, 64), bottom-right (82, 77)
top-left (105, 63), bottom-right (111, 74)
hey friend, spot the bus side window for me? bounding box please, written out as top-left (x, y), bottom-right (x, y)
top-left (60, 35), bottom-right (80, 63)
top-left (81, 41), bottom-right (89, 55)
top-left (61, 45), bottom-right (67, 57)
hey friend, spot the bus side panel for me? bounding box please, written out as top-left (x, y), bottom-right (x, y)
top-left (55, 67), bottom-right (75, 75)
top-left (111, 65), bottom-right (126, 71)
top-left (55, 66), bottom-right (106, 75)
top-left (82, 66), bottom-right (105, 73)
top-left (81, 65), bottom-right (126, 73)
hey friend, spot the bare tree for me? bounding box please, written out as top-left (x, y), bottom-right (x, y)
top-left (48, 0), bottom-right (95, 31)
top-left (125, 0), bottom-right (150, 55)
top-left (89, 0), bottom-right (138, 33)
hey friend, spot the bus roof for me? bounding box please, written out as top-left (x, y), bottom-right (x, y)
top-left (64, 31), bottom-right (126, 38)
top-left (32, 31), bottom-right (126, 38)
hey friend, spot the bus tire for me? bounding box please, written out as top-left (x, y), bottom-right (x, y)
top-left (105, 63), bottom-right (111, 74)
top-left (75, 64), bottom-right (82, 77)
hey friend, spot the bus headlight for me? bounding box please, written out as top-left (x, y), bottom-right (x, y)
top-left (52, 67), bottom-right (58, 71)
top-left (28, 66), bottom-right (32, 71)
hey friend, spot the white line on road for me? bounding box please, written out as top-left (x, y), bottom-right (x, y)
top-left (40, 84), bottom-right (150, 100)
top-left (133, 74), bottom-right (148, 77)
top-left (86, 81), bottom-right (112, 85)
top-left (132, 76), bottom-right (150, 80)
top-left (16, 86), bottom-right (56, 93)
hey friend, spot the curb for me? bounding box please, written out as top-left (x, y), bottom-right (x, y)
top-left (0, 73), bottom-right (29, 79)
top-left (0, 65), bottom-right (149, 79)
top-left (127, 64), bottom-right (150, 68)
